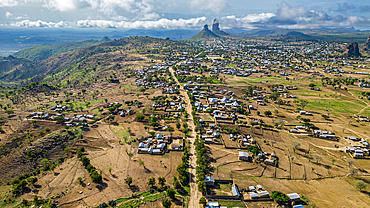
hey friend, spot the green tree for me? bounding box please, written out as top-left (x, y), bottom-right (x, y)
top-left (77, 177), bottom-right (82, 184)
top-left (173, 176), bottom-right (181, 189)
top-left (138, 158), bottom-right (145, 168)
top-left (198, 180), bottom-right (206, 195)
top-left (355, 180), bottom-right (367, 191)
top-left (147, 177), bottom-right (156, 188)
top-left (33, 195), bottom-right (40, 206)
top-left (166, 188), bottom-right (176, 199)
top-left (162, 199), bottom-right (172, 208)
top-left (269, 92), bottom-right (280, 101)
top-left (309, 83), bottom-right (316, 88)
top-left (264, 110), bottom-right (272, 117)
top-left (199, 197), bottom-right (207, 208)
top-left (91, 170), bottom-right (102, 183)
top-left (299, 99), bottom-right (308, 109)
top-left (158, 177), bottom-right (166, 188)
top-left (271, 191), bottom-right (289, 204)
top-left (125, 177), bottom-right (133, 187)
top-left (27, 177), bottom-right (38, 184)
top-left (149, 131), bottom-right (156, 139)
top-left (4, 110), bottom-right (14, 116)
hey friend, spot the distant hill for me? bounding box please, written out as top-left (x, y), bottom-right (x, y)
top-left (213, 30), bottom-right (230, 37)
top-left (0, 56), bottom-right (31, 74)
top-left (190, 28), bottom-right (220, 41)
top-left (12, 37), bottom-right (112, 61)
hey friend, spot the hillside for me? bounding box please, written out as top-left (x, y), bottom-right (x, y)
top-left (213, 30), bottom-right (230, 37)
top-left (0, 55), bottom-right (31, 74)
top-left (0, 36), bottom-right (175, 85)
top-left (190, 29), bottom-right (220, 41)
top-left (12, 37), bottom-right (112, 61)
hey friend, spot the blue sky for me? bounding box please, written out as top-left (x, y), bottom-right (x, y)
top-left (1, 0), bottom-right (370, 29)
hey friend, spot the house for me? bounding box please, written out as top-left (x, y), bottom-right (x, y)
top-left (348, 136), bottom-right (359, 141)
top-left (207, 202), bottom-right (219, 208)
top-left (232, 185), bottom-right (240, 196)
top-left (287, 193), bottom-right (301, 203)
top-left (290, 129), bottom-right (298, 133)
top-left (249, 192), bottom-right (259, 199)
top-left (239, 151), bottom-right (250, 161)
top-left (205, 176), bottom-right (215, 186)
top-left (171, 143), bottom-right (180, 150)
top-left (257, 190), bottom-right (270, 198)
top-left (205, 138), bottom-right (213, 143)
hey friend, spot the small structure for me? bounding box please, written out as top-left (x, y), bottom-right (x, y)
top-left (205, 176), bottom-right (215, 186)
top-left (232, 185), bottom-right (240, 196)
top-left (239, 151), bottom-right (250, 161)
top-left (287, 193), bottom-right (301, 204)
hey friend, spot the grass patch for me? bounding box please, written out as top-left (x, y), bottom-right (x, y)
top-left (213, 200), bottom-right (246, 207)
top-left (305, 98), bottom-right (367, 115)
top-left (111, 124), bottom-right (132, 144)
top-left (73, 99), bottom-right (103, 111)
top-left (143, 192), bottom-right (166, 202)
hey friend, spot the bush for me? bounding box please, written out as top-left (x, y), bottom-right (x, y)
top-left (162, 199), bottom-right (172, 208)
top-left (108, 200), bottom-right (116, 207)
top-left (37, 130), bottom-right (45, 137)
top-left (166, 188), bottom-right (176, 199)
top-left (271, 191), bottom-right (289, 204)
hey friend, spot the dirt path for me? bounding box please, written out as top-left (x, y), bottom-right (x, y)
top-left (170, 67), bottom-right (201, 208)
top-left (348, 90), bottom-right (370, 115)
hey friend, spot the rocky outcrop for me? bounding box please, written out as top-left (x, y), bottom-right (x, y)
top-left (344, 42), bottom-right (361, 57)
top-left (362, 36), bottom-right (370, 51)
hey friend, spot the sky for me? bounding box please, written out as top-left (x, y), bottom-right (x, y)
top-left (1, 0), bottom-right (370, 30)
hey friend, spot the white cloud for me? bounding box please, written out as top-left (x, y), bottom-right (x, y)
top-left (76, 17), bottom-right (207, 29)
top-left (15, 14), bottom-right (29, 19)
top-left (40, 0), bottom-right (160, 20)
top-left (0, 0), bottom-right (19, 7)
top-left (10, 19), bottom-right (68, 27)
top-left (4, 1), bottom-right (370, 30)
top-left (43, 0), bottom-right (77, 11)
top-left (190, 0), bottom-right (228, 14)
top-left (5, 11), bottom-right (13, 18)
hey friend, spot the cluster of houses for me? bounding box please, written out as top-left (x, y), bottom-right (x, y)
top-left (50, 105), bottom-right (71, 111)
top-left (204, 176), bottom-right (302, 207)
top-left (353, 115), bottom-right (370, 122)
top-left (243, 185), bottom-right (270, 199)
top-left (239, 150), bottom-right (278, 166)
top-left (345, 136), bottom-right (370, 158)
top-left (26, 111), bottom-right (94, 127)
top-left (137, 134), bottom-right (183, 154)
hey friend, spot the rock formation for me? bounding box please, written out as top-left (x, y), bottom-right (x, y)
top-left (344, 42), bottom-right (361, 57)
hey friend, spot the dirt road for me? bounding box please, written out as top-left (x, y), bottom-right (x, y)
top-left (169, 67), bottom-right (201, 208)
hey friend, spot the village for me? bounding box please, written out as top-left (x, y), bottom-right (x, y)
top-left (0, 35), bottom-right (370, 208)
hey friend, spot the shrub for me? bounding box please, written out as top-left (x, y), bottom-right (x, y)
top-left (271, 191), bottom-right (289, 204)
